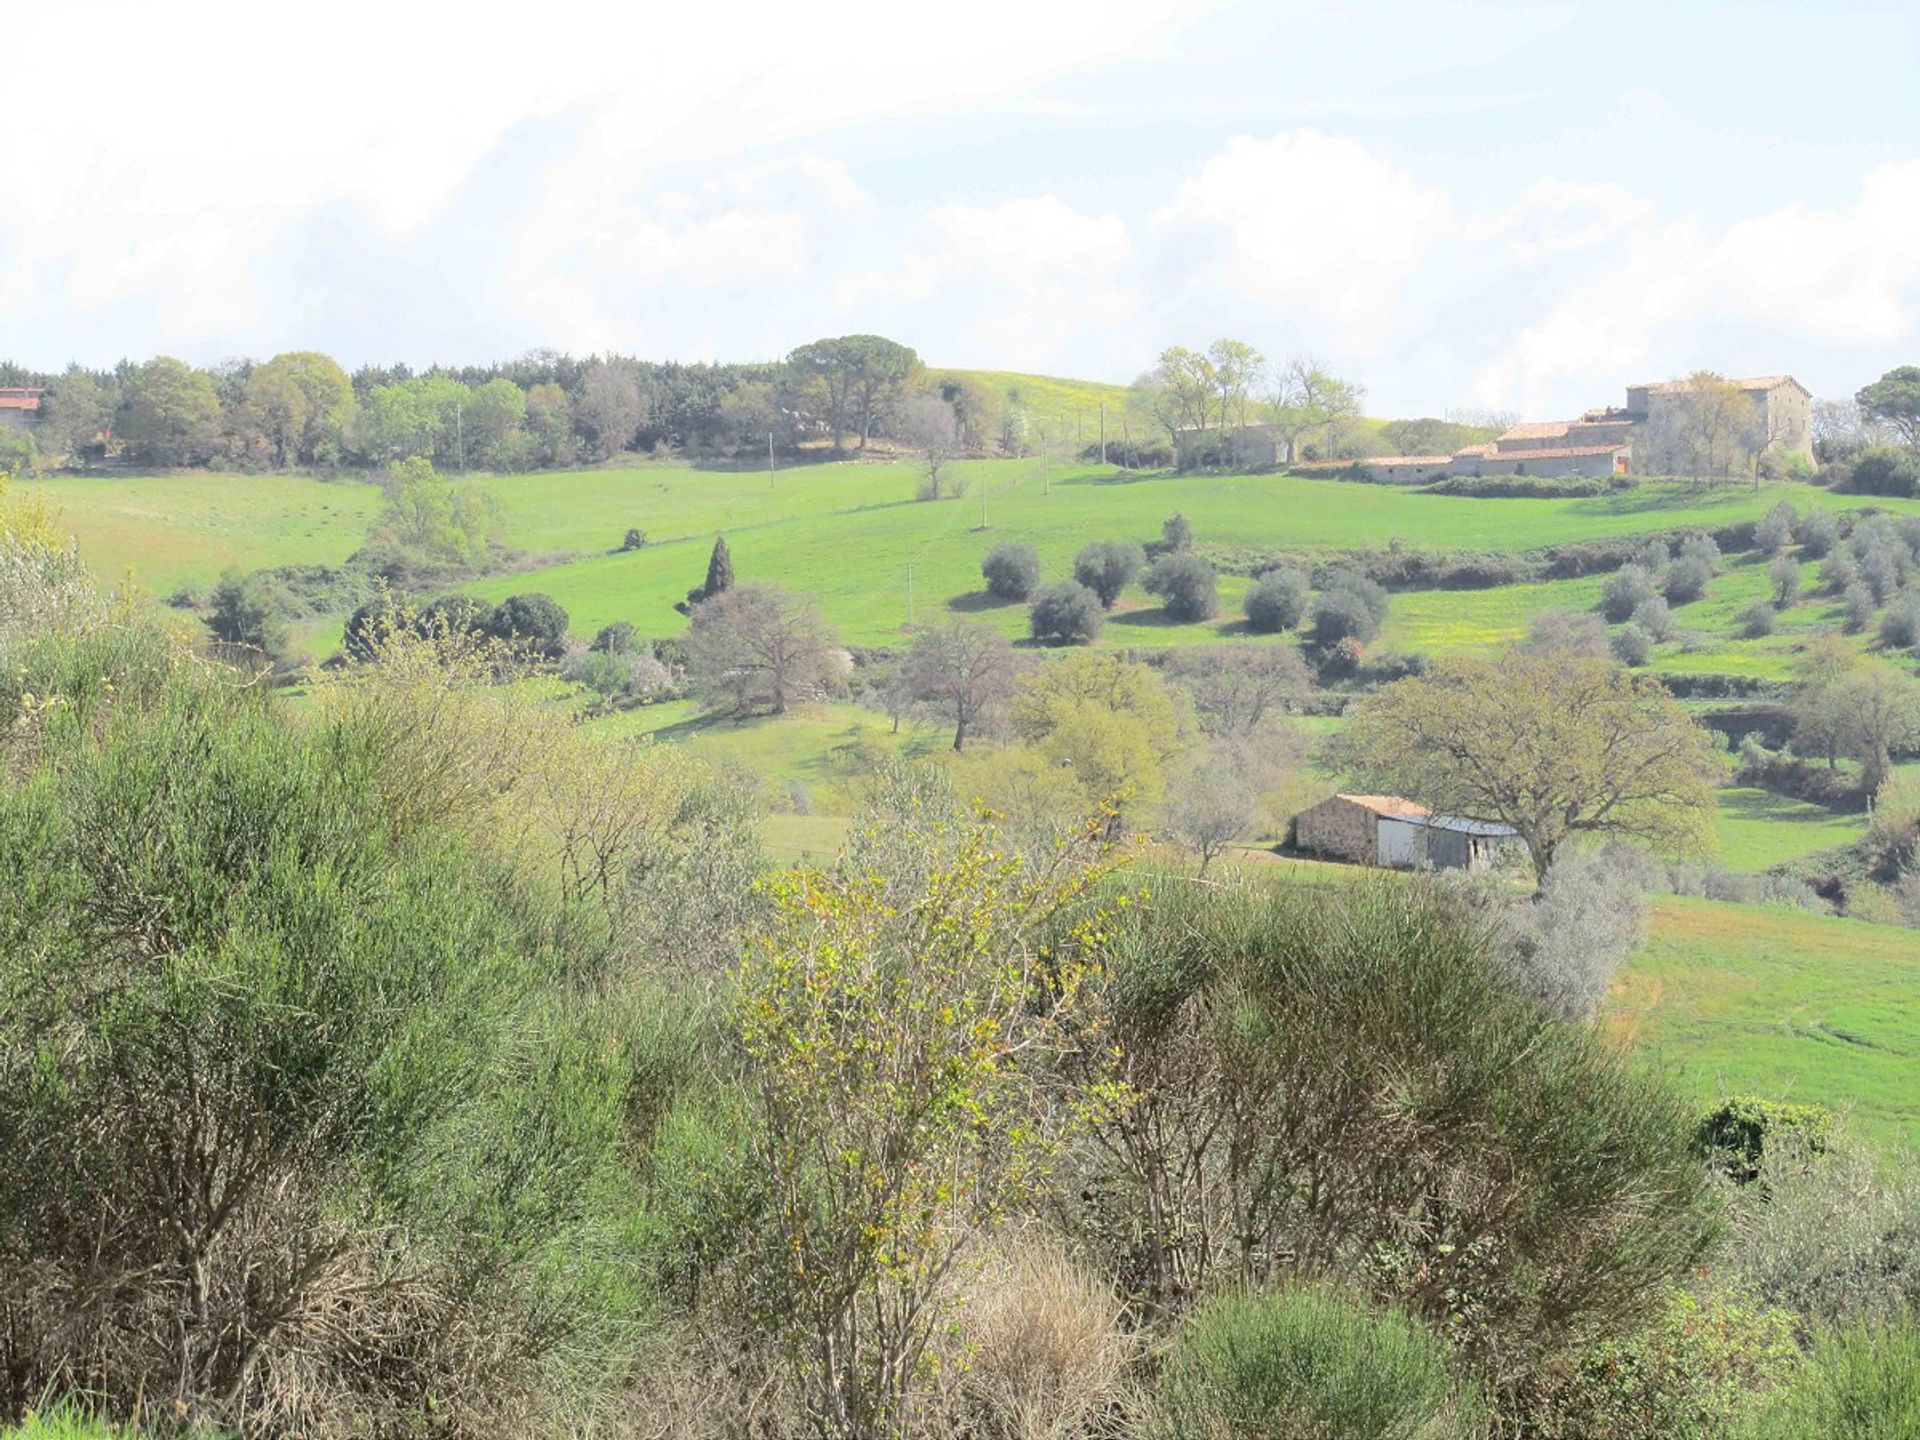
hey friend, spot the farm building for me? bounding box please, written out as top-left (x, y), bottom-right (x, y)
top-left (1293, 793), bottom-right (1519, 872)
top-left (0, 388), bottom-right (41, 429)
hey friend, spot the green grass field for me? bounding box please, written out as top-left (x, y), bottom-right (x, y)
top-left (1713, 787), bottom-right (1864, 869)
top-left (1615, 895), bottom-right (1920, 1149)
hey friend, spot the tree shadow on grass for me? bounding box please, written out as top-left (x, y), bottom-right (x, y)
top-left (946, 590), bottom-right (1020, 614)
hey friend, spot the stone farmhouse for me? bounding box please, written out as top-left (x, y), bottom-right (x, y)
top-left (1292, 793), bottom-right (1518, 872)
top-left (0, 388), bottom-right (42, 430)
top-left (1184, 373), bottom-right (1814, 481)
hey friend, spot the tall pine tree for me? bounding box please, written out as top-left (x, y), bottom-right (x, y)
top-left (678, 534), bottom-right (736, 613)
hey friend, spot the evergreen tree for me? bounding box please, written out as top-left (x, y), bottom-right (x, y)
top-left (680, 534), bottom-right (736, 613)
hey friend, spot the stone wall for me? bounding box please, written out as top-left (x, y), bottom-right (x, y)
top-left (1293, 796), bottom-right (1377, 864)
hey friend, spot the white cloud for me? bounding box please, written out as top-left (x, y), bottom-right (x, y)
top-left (1148, 131), bottom-right (1450, 341)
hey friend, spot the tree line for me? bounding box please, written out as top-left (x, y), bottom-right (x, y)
top-left (0, 335), bottom-right (1086, 475)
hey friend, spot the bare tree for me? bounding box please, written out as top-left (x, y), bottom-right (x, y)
top-left (576, 358), bottom-right (648, 460)
top-left (901, 392), bottom-right (965, 500)
top-left (685, 582), bottom-right (842, 716)
top-left (1164, 643), bottom-right (1311, 737)
top-left (902, 620), bottom-right (1017, 750)
top-left (1269, 357), bottom-right (1365, 462)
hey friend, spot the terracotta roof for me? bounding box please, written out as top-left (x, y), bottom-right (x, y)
top-left (1452, 443), bottom-right (1496, 458)
top-left (1630, 374), bottom-right (1804, 395)
top-left (0, 388), bottom-right (41, 411)
top-left (1337, 794), bottom-right (1431, 818)
top-left (1496, 420), bottom-right (1571, 442)
top-left (1479, 444), bottom-right (1627, 461)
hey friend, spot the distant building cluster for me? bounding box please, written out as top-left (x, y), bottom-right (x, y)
top-left (1292, 793), bottom-right (1518, 872)
top-left (1181, 373), bottom-right (1814, 481)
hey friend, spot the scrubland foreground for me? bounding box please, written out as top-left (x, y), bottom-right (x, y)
top-left (4, 489), bottom-right (1920, 1440)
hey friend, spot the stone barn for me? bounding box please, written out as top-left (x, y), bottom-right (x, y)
top-left (1292, 793), bottom-right (1431, 865)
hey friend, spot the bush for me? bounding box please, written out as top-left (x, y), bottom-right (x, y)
top-left (1664, 555), bottom-right (1713, 604)
top-left (621, 526), bottom-right (646, 551)
top-left (1793, 508), bottom-right (1841, 557)
top-left (980, 541), bottom-right (1041, 601)
top-left (1679, 532), bottom-right (1722, 572)
top-left (1880, 593), bottom-right (1920, 649)
top-left (485, 592), bottom-right (570, 657)
top-left (1631, 595), bottom-right (1679, 641)
top-left (1074, 881), bottom-right (1715, 1382)
top-left (423, 592), bottom-right (495, 637)
top-left (1742, 1322), bottom-right (1920, 1439)
top-left (1846, 445), bottom-right (1920, 498)
top-left (1072, 540), bottom-right (1145, 608)
top-left (1152, 1287), bottom-right (1473, 1440)
top-left (1739, 601), bottom-right (1778, 638)
top-left (0, 668), bottom-right (647, 1434)
top-left (1028, 581), bottom-right (1105, 645)
top-left (1694, 1097), bottom-right (1835, 1184)
top-left (205, 567), bottom-right (291, 660)
top-left (1768, 553), bottom-right (1802, 607)
top-left (1309, 587), bottom-right (1382, 650)
top-left (1161, 512), bottom-right (1193, 552)
top-left (1529, 1290), bottom-right (1800, 1440)
top-left (1819, 548), bottom-right (1859, 594)
top-left (1528, 608), bottom-right (1610, 657)
top-left (591, 620), bottom-right (642, 654)
top-left (1842, 583), bottom-right (1876, 633)
top-left (567, 648), bottom-right (634, 703)
top-left (1601, 565), bottom-right (1658, 622)
top-left (1753, 501), bottom-right (1798, 554)
top-left (1244, 568), bottom-right (1311, 632)
top-left (1611, 623), bottom-right (1654, 666)
top-left (1144, 553), bottom-right (1218, 622)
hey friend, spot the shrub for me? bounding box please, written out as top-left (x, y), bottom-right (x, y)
top-left (1694, 1097), bottom-right (1835, 1184)
top-left (1793, 508), bottom-right (1841, 557)
top-left (1679, 532), bottom-right (1722, 572)
top-left (1309, 588), bottom-right (1381, 650)
top-left (1161, 512), bottom-right (1193, 552)
top-left (342, 590), bottom-right (410, 661)
top-left (1842, 583), bottom-right (1876, 633)
top-left (981, 541), bottom-right (1041, 601)
top-left (1755, 564), bottom-right (1796, 620)
top-left (423, 592), bottom-right (495, 636)
top-left (1244, 568), bottom-right (1311, 632)
top-left (1819, 548), bottom-right (1859, 594)
top-left (1880, 593), bottom-right (1920, 649)
top-left (1754, 501), bottom-right (1798, 554)
top-left (1847, 444), bottom-right (1920, 498)
top-left (1528, 1290), bottom-right (1800, 1440)
top-left (1633, 537), bottom-right (1672, 572)
top-left (0, 668), bottom-right (647, 1435)
top-left (1504, 844), bottom-right (1647, 1018)
top-left (205, 567), bottom-right (291, 660)
top-left (1601, 565), bottom-right (1658, 622)
top-left (1854, 542), bottom-right (1904, 602)
top-left (1664, 555), bottom-right (1713, 604)
top-left (1741, 1322), bottom-right (1920, 1439)
top-left (591, 620), bottom-right (642, 654)
top-left (1739, 601), bottom-right (1778, 638)
top-left (1152, 1287), bottom-right (1473, 1440)
top-left (1611, 624), bottom-right (1654, 666)
top-left (567, 647), bottom-right (633, 703)
top-left (1528, 608), bottom-right (1610, 657)
top-left (1073, 881), bottom-right (1715, 1382)
top-left (621, 526), bottom-right (647, 551)
top-left (1631, 595), bottom-right (1679, 641)
top-left (1028, 581), bottom-right (1105, 645)
top-left (1144, 553), bottom-right (1218, 622)
top-left (1072, 540), bottom-right (1145, 608)
top-left (485, 592), bottom-right (570, 657)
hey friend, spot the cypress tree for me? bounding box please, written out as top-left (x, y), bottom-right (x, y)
top-left (704, 535), bottom-right (735, 598)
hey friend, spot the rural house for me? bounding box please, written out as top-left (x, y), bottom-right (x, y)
top-left (0, 387), bottom-right (41, 429)
top-left (1293, 793), bottom-right (1518, 872)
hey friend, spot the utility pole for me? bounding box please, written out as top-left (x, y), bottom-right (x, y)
top-left (1099, 401), bottom-right (1107, 465)
top-left (768, 431), bottom-right (775, 488)
top-left (906, 562), bottom-right (915, 626)
top-left (455, 404), bottom-right (465, 474)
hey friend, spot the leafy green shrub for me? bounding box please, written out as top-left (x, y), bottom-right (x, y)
top-left (981, 541), bottom-right (1041, 601)
top-left (1841, 583), bottom-right (1876, 632)
top-left (1741, 1322), bottom-right (1920, 1439)
top-left (1792, 508), bottom-right (1840, 558)
top-left (1144, 552), bottom-right (1218, 622)
top-left (591, 619), bottom-right (642, 654)
top-left (486, 591), bottom-right (570, 657)
top-left (1073, 540), bottom-right (1145, 608)
top-left (1526, 1290), bottom-right (1800, 1440)
top-left (1152, 1286), bottom-right (1477, 1440)
top-left (0, 664), bottom-right (648, 1434)
top-left (1846, 445), bottom-right (1920, 498)
top-left (1631, 595), bottom-right (1678, 641)
top-left (1739, 601), bottom-right (1778, 638)
top-left (1880, 592), bottom-right (1920, 649)
top-left (1161, 512), bottom-right (1193, 552)
top-left (1028, 580), bottom-right (1104, 645)
top-left (1694, 1097), bottom-right (1835, 1184)
top-left (1611, 622), bottom-right (1654, 667)
top-left (1601, 565), bottom-right (1658, 622)
top-left (1309, 573), bottom-right (1389, 650)
top-left (622, 526), bottom-right (647, 550)
top-left (1664, 555), bottom-right (1713, 604)
top-left (1753, 502), bottom-right (1798, 554)
top-left (204, 567), bottom-right (291, 660)
top-left (1244, 568), bottom-right (1310, 632)
top-left (1073, 880), bottom-right (1715, 1392)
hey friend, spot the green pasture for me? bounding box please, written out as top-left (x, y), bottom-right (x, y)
top-left (1614, 895), bottom-right (1920, 1149)
top-left (25, 471), bottom-right (381, 597)
top-left (1713, 787), bottom-right (1864, 870)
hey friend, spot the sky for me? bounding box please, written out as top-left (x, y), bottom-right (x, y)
top-left (5, 0), bottom-right (1919, 418)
